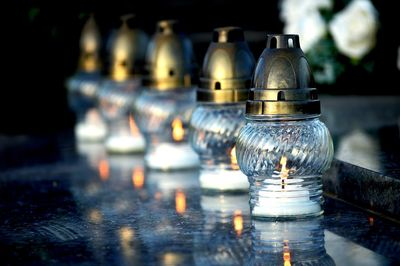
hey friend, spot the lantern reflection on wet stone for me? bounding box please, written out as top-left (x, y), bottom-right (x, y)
top-left (133, 20), bottom-right (199, 170)
top-left (98, 15), bottom-right (148, 153)
top-left (136, 169), bottom-right (200, 265)
top-left (67, 15), bottom-right (107, 142)
top-left (190, 27), bottom-right (255, 192)
top-left (236, 34), bottom-right (334, 218)
top-left (194, 193), bottom-right (252, 265)
top-left (251, 218), bottom-right (335, 266)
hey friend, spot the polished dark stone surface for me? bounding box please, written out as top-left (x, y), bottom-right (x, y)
top-left (324, 159), bottom-right (400, 219)
top-left (321, 95), bottom-right (400, 179)
top-left (1, 137), bottom-right (400, 265)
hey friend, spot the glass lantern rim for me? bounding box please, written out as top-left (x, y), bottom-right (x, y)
top-left (244, 114), bottom-right (320, 122)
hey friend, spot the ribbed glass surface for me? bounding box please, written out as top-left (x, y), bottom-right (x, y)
top-left (67, 72), bottom-right (101, 121)
top-left (134, 88), bottom-right (196, 140)
top-left (133, 88), bottom-right (199, 169)
top-left (97, 78), bottom-right (144, 152)
top-left (190, 104), bottom-right (245, 169)
top-left (236, 117), bottom-right (333, 218)
top-left (98, 79), bottom-right (140, 122)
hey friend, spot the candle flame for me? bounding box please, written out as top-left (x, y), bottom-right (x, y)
top-left (283, 240), bottom-right (291, 266)
top-left (172, 118), bottom-right (185, 142)
top-left (280, 156), bottom-right (289, 189)
top-left (230, 146), bottom-right (239, 170)
top-left (99, 160), bottom-right (109, 181)
top-left (132, 167), bottom-right (144, 189)
top-left (129, 115), bottom-right (140, 136)
top-left (233, 210), bottom-right (243, 236)
top-left (175, 190), bottom-right (186, 214)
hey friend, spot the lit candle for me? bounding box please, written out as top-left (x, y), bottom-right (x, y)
top-left (105, 134), bottom-right (145, 153)
top-left (75, 109), bottom-right (107, 142)
top-left (189, 27), bottom-right (255, 192)
top-left (145, 118), bottom-right (199, 170)
top-left (252, 156), bottom-right (321, 217)
top-left (98, 16), bottom-right (148, 154)
top-left (235, 34), bottom-right (333, 219)
top-left (105, 115), bottom-right (145, 153)
top-left (145, 143), bottom-right (199, 170)
top-left (132, 20), bottom-right (199, 171)
top-left (199, 147), bottom-right (248, 191)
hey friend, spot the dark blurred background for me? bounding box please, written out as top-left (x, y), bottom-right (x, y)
top-left (3, 0), bottom-right (399, 135)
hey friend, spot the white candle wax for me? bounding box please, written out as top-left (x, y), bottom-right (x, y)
top-left (145, 143), bottom-right (200, 170)
top-left (75, 122), bottom-right (107, 142)
top-left (199, 169), bottom-right (248, 191)
top-left (105, 135), bottom-right (145, 153)
top-left (252, 172), bottom-right (321, 217)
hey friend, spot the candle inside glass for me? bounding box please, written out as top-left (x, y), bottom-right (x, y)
top-left (252, 156), bottom-right (321, 217)
top-left (199, 147), bottom-right (248, 191)
top-left (145, 118), bottom-right (199, 170)
top-left (190, 104), bottom-right (250, 192)
top-left (75, 108), bottom-right (108, 141)
top-left (99, 79), bottom-right (145, 154)
top-left (105, 115), bottom-right (145, 153)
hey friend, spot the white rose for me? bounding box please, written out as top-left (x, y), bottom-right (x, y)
top-left (284, 11), bottom-right (327, 52)
top-left (280, 0), bottom-right (332, 23)
top-left (329, 0), bottom-right (378, 60)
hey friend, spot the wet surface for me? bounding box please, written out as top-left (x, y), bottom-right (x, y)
top-left (0, 137), bottom-right (400, 265)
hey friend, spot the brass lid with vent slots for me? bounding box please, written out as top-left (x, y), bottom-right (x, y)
top-left (79, 15), bottom-right (101, 72)
top-left (246, 34), bottom-right (320, 116)
top-left (197, 27), bottom-right (255, 103)
top-left (145, 20), bottom-right (196, 90)
top-left (110, 14), bottom-right (149, 81)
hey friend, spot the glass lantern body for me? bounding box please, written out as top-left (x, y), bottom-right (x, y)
top-left (67, 71), bottom-right (107, 142)
top-left (98, 78), bottom-right (145, 153)
top-left (190, 103), bottom-right (248, 191)
top-left (134, 88), bottom-right (199, 170)
top-left (67, 71), bottom-right (100, 118)
top-left (236, 116), bottom-right (333, 218)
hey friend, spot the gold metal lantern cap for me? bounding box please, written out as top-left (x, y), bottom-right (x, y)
top-left (79, 15), bottom-right (101, 72)
top-left (110, 14), bottom-right (149, 82)
top-left (145, 20), bottom-right (197, 90)
top-left (246, 34), bottom-right (321, 117)
top-left (197, 27), bottom-right (255, 103)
